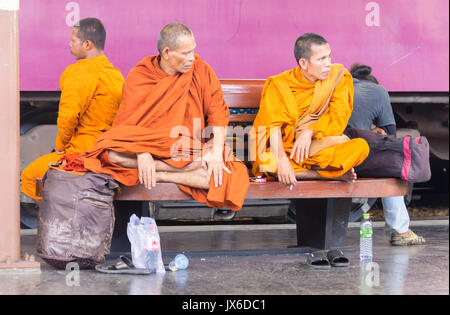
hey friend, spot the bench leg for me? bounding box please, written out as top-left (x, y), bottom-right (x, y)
top-left (109, 201), bottom-right (150, 255)
top-left (294, 198), bottom-right (351, 250)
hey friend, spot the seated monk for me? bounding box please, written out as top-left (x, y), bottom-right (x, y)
top-left (251, 33), bottom-right (369, 187)
top-left (62, 23), bottom-right (249, 211)
top-left (21, 18), bottom-right (124, 204)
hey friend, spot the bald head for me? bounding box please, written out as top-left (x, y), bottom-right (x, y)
top-left (157, 23), bottom-right (196, 75)
top-left (157, 22), bottom-right (193, 55)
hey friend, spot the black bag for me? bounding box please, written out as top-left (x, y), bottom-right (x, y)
top-left (345, 128), bottom-right (431, 183)
top-left (37, 168), bottom-right (118, 269)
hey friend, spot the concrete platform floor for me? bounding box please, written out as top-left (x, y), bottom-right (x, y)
top-left (0, 219), bottom-right (448, 295)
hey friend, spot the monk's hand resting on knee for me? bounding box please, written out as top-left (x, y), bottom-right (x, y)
top-left (201, 151), bottom-right (232, 188)
top-left (291, 128), bottom-right (314, 163)
top-left (277, 155), bottom-right (297, 187)
top-left (137, 152), bottom-right (156, 189)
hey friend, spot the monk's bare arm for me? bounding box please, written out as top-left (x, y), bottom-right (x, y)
top-left (269, 127), bottom-right (286, 161)
top-left (211, 126), bottom-right (225, 158)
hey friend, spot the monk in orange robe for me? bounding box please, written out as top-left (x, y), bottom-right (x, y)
top-left (21, 18), bottom-right (124, 202)
top-left (251, 33), bottom-right (369, 187)
top-left (63, 23), bottom-right (249, 211)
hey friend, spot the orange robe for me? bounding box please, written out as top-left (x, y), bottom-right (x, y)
top-left (251, 64), bottom-right (369, 178)
top-left (21, 55), bottom-right (124, 199)
top-left (64, 55), bottom-right (249, 211)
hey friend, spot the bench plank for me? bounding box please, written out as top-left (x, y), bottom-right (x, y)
top-left (221, 79), bottom-right (264, 109)
top-left (115, 178), bottom-right (408, 201)
top-left (229, 114), bottom-right (256, 123)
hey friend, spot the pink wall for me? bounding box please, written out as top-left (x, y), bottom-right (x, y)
top-left (20, 0), bottom-right (449, 92)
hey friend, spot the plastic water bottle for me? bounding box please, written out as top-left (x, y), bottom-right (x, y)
top-left (144, 248), bottom-right (158, 273)
top-left (169, 254), bottom-right (189, 271)
top-left (360, 213), bottom-right (373, 261)
top-left (144, 225), bottom-right (159, 273)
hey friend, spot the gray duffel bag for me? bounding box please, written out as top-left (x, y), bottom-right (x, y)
top-left (37, 167), bottom-right (118, 269)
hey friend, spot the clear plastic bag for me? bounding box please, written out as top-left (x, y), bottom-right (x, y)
top-left (126, 214), bottom-right (165, 273)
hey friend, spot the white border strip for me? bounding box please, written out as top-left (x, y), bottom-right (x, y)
top-left (0, 0), bottom-right (20, 11)
top-left (21, 219), bottom-right (448, 235)
top-left (158, 220), bottom-right (449, 232)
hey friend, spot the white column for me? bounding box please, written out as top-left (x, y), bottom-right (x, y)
top-left (0, 0), bottom-right (40, 270)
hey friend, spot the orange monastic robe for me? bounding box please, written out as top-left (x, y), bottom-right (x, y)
top-left (21, 55), bottom-right (124, 199)
top-left (252, 64), bottom-right (369, 178)
top-left (66, 55), bottom-right (249, 211)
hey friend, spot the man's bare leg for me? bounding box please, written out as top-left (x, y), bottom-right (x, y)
top-left (295, 168), bottom-right (357, 182)
top-left (108, 150), bottom-right (201, 172)
top-left (156, 167), bottom-right (210, 189)
top-left (294, 170), bottom-right (322, 180)
top-left (108, 150), bottom-right (210, 189)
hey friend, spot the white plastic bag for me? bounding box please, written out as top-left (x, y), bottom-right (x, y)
top-left (127, 214), bottom-right (165, 273)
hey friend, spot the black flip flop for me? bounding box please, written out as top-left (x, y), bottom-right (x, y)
top-left (306, 251), bottom-right (331, 270)
top-left (95, 255), bottom-right (152, 275)
top-left (327, 249), bottom-right (350, 267)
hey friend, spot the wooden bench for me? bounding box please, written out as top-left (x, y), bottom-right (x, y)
top-left (37, 79), bottom-right (408, 251)
top-left (113, 79), bottom-right (408, 251)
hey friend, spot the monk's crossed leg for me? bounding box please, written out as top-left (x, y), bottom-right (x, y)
top-left (293, 138), bottom-right (369, 182)
top-left (108, 150), bottom-right (210, 189)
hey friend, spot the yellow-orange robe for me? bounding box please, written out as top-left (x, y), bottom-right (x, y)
top-left (21, 55), bottom-right (124, 199)
top-left (61, 55), bottom-right (250, 211)
top-left (251, 64), bottom-right (369, 178)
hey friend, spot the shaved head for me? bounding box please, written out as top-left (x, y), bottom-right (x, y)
top-left (157, 22), bottom-right (193, 55)
top-left (74, 18), bottom-right (106, 50)
top-left (294, 33), bottom-right (328, 63)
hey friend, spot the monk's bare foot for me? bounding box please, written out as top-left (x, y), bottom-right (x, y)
top-left (335, 168), bottom-right (357, 182)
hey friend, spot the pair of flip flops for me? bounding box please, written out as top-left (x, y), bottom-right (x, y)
top-left (95, 255), bottom-right (153, 275)
top-left (306, 249), bottom-right (349, 269)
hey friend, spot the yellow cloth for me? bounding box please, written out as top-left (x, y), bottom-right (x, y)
top-left (21, 55), bottom-right (124, 199)
top-left (251, 64), bottom-right (369, 178)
